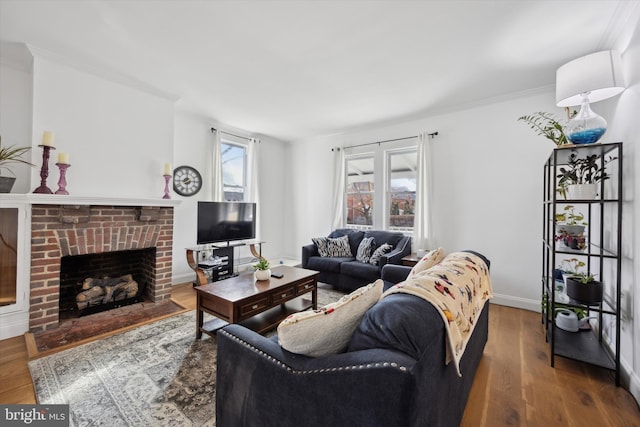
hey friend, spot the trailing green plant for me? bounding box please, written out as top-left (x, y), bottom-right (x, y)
top-left (253, 258), bottom-right (270, 271)
top-left (518, 112), bottom-right (570, 146)
top-left (555, 205), bottom-right (586, 226)
top-left (541, 293), bottom-right (588, 320)
top-left (0, 135), bottom-right (34, 175)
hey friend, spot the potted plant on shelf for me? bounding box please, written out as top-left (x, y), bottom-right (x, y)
top-left (556, 257), bottom-right (586, 295)
top-left (517, 112), bottom-right (571, 147)
top-left (557, 152), bottom-right (616, 200)
top-left (566, 272), bottom-right (603, 305)
top-left (0, 136), bottom-right (34, 193)
top-left (253, 258), bottom-right (271, 281)
top-left (555, 206), bottom-right (587, 251)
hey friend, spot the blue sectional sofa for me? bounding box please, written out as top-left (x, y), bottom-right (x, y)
top-left (301, 228), bottom-right (412, 291)
top-left (215, 251), bottom-right (491, 427)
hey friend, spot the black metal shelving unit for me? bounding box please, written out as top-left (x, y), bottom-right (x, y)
top-left (541, 142), bottom-right (622, 385)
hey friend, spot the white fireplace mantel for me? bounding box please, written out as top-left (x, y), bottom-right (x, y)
top-left (0, 193), bottom-right (182, 207)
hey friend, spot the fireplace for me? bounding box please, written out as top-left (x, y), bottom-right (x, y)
top-left (29, 204), bottom-right (174, 333)
top-left (59, 247), bottom-right (156, 317)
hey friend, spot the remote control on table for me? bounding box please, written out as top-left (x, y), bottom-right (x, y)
top-left (271, 272), bottom-right (284, 278)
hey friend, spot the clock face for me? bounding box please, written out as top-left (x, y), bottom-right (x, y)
top-left (173, 166), bottom-right (202, 197)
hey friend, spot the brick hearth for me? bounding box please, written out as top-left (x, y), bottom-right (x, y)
top-left (29, 204), bottom-right (174, 333)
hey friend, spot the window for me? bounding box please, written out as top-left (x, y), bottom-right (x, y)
top-left (387, 149), bottom-right (416, 230)
top-left (221, 141), bottom-right (247, 201)
top-left (343, 144), bottom-right (417, 231)
top-left (345, 156), bottom-right (375, 227)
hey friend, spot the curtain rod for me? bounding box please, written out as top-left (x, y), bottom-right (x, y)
top-left (211, 127), bottom-right (251, 141)
top-left (333, 131), bottom-right (438, 151)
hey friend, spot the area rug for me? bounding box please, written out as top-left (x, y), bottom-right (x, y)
top-left (28, 287), bottom-right (344, 427)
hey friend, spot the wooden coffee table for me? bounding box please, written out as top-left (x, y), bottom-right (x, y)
top-left (195, 265), bottom-right (319, 338)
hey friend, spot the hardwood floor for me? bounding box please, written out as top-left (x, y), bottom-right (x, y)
top-left (1, 283), bottom-right (638, 426)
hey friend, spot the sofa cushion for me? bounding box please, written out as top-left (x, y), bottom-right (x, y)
top-left (364, 230), bottom-right (403, 250)
top-left (329, 229), bottom-right (365, 256)
top-left (312, 237), bottom-right (330, 257)
top-left (355, 236), bottom-right (376, 263)
top-left (347, 292), bottom-right (438, 360)
top-left (409, 247), bottom-right (446, 277)
top-left (277, 280), bottom-right (383, 357)
top-left (369, 243), bottom-right (393, 265)
top-left (326, 235), bottom-right (353, 257)
top-left (306, 256), bottom-right (351, 273)
top-left (340, 260), bottom-right (380, 283)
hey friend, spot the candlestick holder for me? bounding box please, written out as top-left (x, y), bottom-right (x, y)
top-left (33, 145), bottom-right (55, 194)
top-left (55, 163), bottom-right (70, 195)
top-left (162, 174), bottom-right (171, 199)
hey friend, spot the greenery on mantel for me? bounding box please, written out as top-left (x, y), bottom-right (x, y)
top-left (0, 135), bottom-right (34, 176)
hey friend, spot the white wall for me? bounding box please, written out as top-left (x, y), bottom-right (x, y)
top-left (30, 54), bottom-right (175, 197)
top-left (171, 109), bottom-right (290, 284)
top-left (597, 17), bottom-right (640, 404)
top-left (0, 43), bottom-right (32, 193)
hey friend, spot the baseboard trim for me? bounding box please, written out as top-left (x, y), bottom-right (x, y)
top-left (621, 356), bottom-right (640, 406)
top-left (0, 312), bottom-right (29, 340)
top-left (172, 272), bottom-right (196, 286)
top-left (490, 293), bottom-right (540, 312)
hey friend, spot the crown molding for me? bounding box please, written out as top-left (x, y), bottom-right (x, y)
top-left (0, 42), bottom-right (33, 73)
top-left (25, 43), bottom-right (180, 103)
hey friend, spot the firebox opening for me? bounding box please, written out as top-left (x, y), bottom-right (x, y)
top-left (59, 247), bottom-right (156, 318)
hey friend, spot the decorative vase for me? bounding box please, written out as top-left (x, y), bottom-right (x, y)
top-left (567, 183), bottom-right (597, 200)
top-left (566, 277), bottom-right (603, 305)
top-left (255, 269), bottom-right (271, 281)
top-left (0, 176), bottom-right (16, 193)
top-left (564, 94), bottom-right (607, 144)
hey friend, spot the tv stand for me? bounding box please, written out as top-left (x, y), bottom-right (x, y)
top-left (186, 241), bottom-right (265, 286)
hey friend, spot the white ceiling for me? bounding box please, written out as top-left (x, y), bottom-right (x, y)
top-left (0, 1), bottom-right (636, 141)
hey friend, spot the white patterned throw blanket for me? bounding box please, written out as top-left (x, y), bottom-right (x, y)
top-left (382, 251), bottom-right (493, 376)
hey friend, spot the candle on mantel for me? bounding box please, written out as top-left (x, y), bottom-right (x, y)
top-left (57, 153), bottom-right (69, 164)
top-left (164, 163), bottom-right (171, 175)
top-left (42, 131), bottom-right (55, 147)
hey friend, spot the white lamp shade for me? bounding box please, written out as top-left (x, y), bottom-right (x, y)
top-left (556, 50), bottom-right (626, 107)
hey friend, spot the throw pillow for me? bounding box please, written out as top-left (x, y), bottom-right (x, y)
top-left (369, 243), bottom-right (393, 265)
top-left (409, 247), bottom-right (446, 277)
top-left (326, 235), bottom-right (352, 257)
top-left (355, 237), bottom-right (376, 263)
top-left (312, 237), bottom-right (329, 257)
top-left (277, 280), bottom-right (383, 357)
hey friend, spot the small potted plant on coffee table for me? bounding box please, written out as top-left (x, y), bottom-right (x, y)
top-left (566, 272), bottom-right (603, 305)
top-left (253, 258), bottom-right (271, 281)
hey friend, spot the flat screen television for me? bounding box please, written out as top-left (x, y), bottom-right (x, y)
top-left (197, 201), bottom-right (256, 244)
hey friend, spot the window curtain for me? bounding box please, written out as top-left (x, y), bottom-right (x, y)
top-left (211, 129), bottom-right (224, 202)
top-left (331, 147), bottom-right (345, 230)
top-left (413, 132), bottom-right (434, 250)
top-left (248, 138), bottom-right (261, 240)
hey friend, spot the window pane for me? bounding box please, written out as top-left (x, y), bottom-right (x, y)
top-left (346, 157), bottom-right (374, 226)
top-left (388, 150), bottom-right (416, 229)
top-left (221, 142), bottom-right (246, 201)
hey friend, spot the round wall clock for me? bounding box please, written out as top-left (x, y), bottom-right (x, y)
top-left (173, 165), bottom-right (202, 197)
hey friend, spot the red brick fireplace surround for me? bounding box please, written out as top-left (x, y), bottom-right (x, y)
top-left (29, 204), bottom-right (174, 333)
